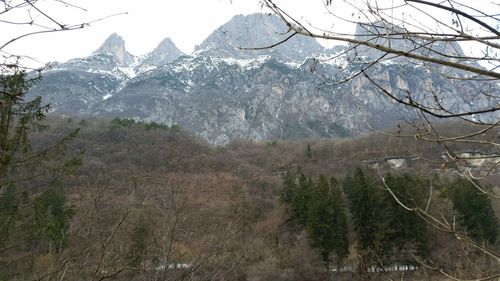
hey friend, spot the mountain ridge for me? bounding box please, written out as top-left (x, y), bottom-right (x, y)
top-left (93, 33), bottom-right (135, 66)
top-left (28, 13), bottom-right (498, 144)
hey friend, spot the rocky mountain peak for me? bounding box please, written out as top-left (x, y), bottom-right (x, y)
top-left (352, 20), bottom-right (464, 59)
top-left (94, 33), bottom-right (135, 66)
top-left (30, 13), bottom-right (496, 145)
top-left (195, 13), bottom-right (324, 62)
top-left (142, 37), bottom-right (184, 66)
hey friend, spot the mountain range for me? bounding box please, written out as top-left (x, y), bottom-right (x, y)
top-left (29, 13), bottom-right (497, 144)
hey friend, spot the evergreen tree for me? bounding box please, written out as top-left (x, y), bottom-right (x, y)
top-left (291, 172), bottom-right (312, 228)
top-left (0, 69), bottom-right (80, 278)
top-left (127, 218), bottom-right (148, 268)
top-left (33, 181), bottom-right (75, 253)
top-left (343, 168), bottom-right (393, 267)
top-left (445, 178), bottom-right (499, 245)
top-left (329, 177), bottom-right (349, 269)
top-left (343, 168), bottom-right (377, 251)
top-left (384, 174), bottom-right (430, 261)
top-left (280, 169), bottom-right (297, 206)
top-left (0, 184), bottom-right (19, 243)
top-left (307, 175), bottom-right (335, 263)
top-left (280, 172), bottom-right (349, 268)
top-left (306, 176), bottom-right (349, 267)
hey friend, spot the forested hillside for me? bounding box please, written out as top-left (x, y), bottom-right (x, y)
top-left (2, 117), bottom-right (497, 281)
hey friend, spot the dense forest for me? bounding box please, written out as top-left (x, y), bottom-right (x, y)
top-left (1, 113), bottom-right (498, 281)
top-left (2, 0), bottom-right (500, 279)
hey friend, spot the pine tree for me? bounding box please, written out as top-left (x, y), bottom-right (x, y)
top-left (445, 178), bottom-right (499, 245)
top-left (384, 173), bottom-right (430, 261)
top-left (292, 172), bottom-right (312, 227)
top-left (33, 181), bottom-right (75, 253)
top-left (343, 168), bottom-right (377, 251)
top-left (0, 68), bottom-right (80, 278)
top-left (280, 169), bottom-right (297, 206)
top-left (0, 184), bottom-right (19, 243)
top-left (127, 218), bottom-right (148, 269)
top-left (281, 172), bottom-right (349, 268)
top-left (329, 177), bottom-right (349, 270)
top-left (307, 175), bottom-right (335, 263)
top-left (343, 168), bottom-right (392, 267)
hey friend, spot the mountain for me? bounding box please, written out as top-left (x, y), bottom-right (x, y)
top-left (30, 34), bottom-right (187, 114)
top-left (29, 34), bottom-right (136, 114)
top-left (141, 37), bottom-right (185, 67)
top-left (28, 13), bottom-right (498, 144)
top-left (93, 33), bottom-right (135, 66)
top-left (195, 13), bottom-right (325, 62)
top-left (352, 20), bottom-right (465, 60)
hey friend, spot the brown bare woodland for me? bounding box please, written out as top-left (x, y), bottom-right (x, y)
top-left (1, 0), bottom-right (500, 280)
top-left (258, 0), bottom-right (499, 280)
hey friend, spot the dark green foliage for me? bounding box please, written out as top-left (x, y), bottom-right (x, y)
top-left (144, 121), bottom-right (169, 130)
top-left (0, 72), bottom-right (47, 180)
top-left (110, 117), bottom-right (137, 128)
top-left (280, 170), bottom-right (297, 206)
top-left (444, 178), bottom-right (499, 244)
top-left (127, 218), bottom-right (148, 268)
top-left (280, 171), bottom-right (349, 267)
top-left (343, 169), bottom-right (430, 267)
top-left (0, 70), bottom-right (79, 277)
top-left (110, 117), bottom-right (173, 131)
top-left (307, 175), bottom-right (333, 261)
top-left (0, 184), bottom-right (20, 243)
top-left (294, 172), bottom-right (312, 227)
top-left (307, 176), bottom-right (349, 266)
top-left (170, 123), bottom-right (181, 131)
top-left (384, 174), bottom-right (430, 259)
top-left (343, 168), bottom-right (380, 252)
top-left (33, 181), bottom-right (75, 253)
top-left (329, 177), bottom-right (349, 266)
top-left (280, 168), bottom-right (311, 227)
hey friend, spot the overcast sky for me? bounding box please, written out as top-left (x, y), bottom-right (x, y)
top-left (0, 0), bottom-right (337, 66)
top-left (1, 0), bottom-right (496, 68)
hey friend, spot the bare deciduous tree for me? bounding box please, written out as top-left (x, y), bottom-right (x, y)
top-left (258, 0), bottom-right (500, 279)
top-left (0, 0), bottom-right (124, 73)
top-left (259, 0), bottom-right (499, 168)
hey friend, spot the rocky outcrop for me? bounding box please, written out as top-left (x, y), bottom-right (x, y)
top-left (28, 13), bottom-right (499, 144)
top-left (141, 37), bottom-right (185, 67)
top-left (195, 14), bottom-right (325, 62)
top-left (94, 33), bottom-right (135, 66)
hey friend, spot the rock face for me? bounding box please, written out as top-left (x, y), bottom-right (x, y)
top-left (29, 13), bottom-right (498, 144)
top-left (195, 14), bottom-right (325, 62)
top-left (352, 20), bottom-right (465, 59)
top-left (141, 37), bottom-right (185, 67)
top-left (94, 33), bottom-right (135, 66)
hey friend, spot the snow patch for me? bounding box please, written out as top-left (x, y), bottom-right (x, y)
top-left (118, 66), bottom-right (137, 78)
top-left (316, 55), bottom-right (349, 69)
top-left (102, 94), bottom-right (113, 100)
top-left (217, 55), bottom-right (270, 69)
top-left (284, 61), bottom-right (300, 68)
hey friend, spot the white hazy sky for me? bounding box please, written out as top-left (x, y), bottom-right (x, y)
top-left (1, 0), bottom-right (496, 67)
top-left (0, 0), bottom-right (338, 66)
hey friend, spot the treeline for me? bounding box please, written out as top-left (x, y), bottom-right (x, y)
top-left (108, 117), bottom-right (181, 131)
top-left (1, 113), bottom-right (499, 280)
top-left (280, 168), bottom-right (499, 274)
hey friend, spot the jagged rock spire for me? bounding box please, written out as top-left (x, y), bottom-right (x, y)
top-left (94, 33), bottom-right (135, 66)
top-left (142, 37), bottom-right (184, 66)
